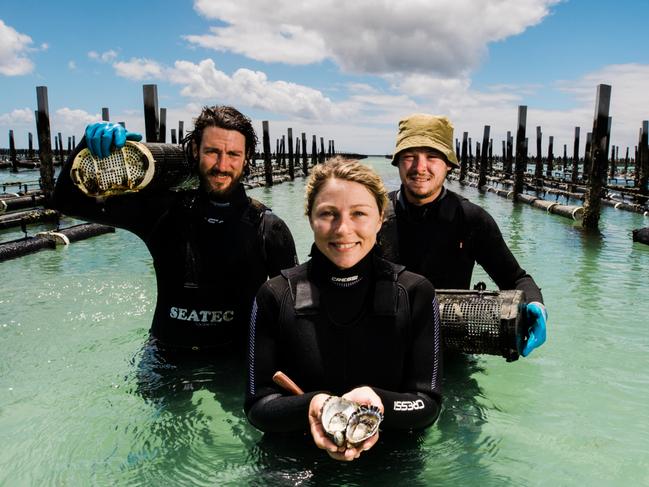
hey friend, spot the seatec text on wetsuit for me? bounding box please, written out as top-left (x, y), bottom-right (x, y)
top-left (169, 307), bottom-right (234, 325)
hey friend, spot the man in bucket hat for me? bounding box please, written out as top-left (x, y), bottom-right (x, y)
top-left (378, 113), bottom-right (547, 359)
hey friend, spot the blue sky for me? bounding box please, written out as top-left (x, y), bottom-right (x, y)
top-left (1, 0), bottom-right (648, 156)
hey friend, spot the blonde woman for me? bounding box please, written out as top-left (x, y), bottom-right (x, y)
top-left (245, 157), bottom-right (442, 461)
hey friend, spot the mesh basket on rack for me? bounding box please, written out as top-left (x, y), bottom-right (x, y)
top-left (70, 141), bottom-right (190, 197)
top-left (437, 288), bottom-right (526, 361)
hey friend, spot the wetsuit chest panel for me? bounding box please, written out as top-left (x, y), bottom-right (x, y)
top-left (278, 312), bottom-right (410, 395)
top-left (279, 264), bottom-right (411, 394)
top-left (146, 198), bottom-right (267, 348)
top-left (395, 192), bottom-right (475, 289)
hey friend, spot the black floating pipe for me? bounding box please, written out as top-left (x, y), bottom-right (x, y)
top-left (0, 223), bottom-right (115, 262)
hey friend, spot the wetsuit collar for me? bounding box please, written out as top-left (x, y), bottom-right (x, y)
top-left (399, 186), bottom-right (448, 221)
top-left (308, 244), bottom-right (374, 287)
top-left (202, 182), bottom-right (248, 207)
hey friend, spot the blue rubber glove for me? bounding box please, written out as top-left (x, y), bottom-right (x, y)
top-left (519, 302), bottom-right (547, 357)
top-left (85, 122), bottom-right (142, 159)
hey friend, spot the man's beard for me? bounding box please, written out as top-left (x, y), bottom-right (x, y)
top-left (405, 176), bottom-right (438, 201)
top-left (200, 168), bottom-right (243, 199)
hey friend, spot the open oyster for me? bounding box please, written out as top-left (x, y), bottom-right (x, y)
top-left (320, 396), bottom-right (383, 447)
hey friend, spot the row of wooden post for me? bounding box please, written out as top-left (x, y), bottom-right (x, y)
top-left (455, 84), bottom-right (648, 230)
top-left (3, 84), bottom-right (341, 204)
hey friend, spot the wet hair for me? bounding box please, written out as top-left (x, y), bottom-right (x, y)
top-left (182, 105), bottom-right (258, 175)
top-left (304, 156), bottom-right (388, 218)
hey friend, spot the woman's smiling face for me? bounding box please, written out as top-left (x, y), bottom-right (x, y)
top-left (309, 177), bottom-right (383, 269)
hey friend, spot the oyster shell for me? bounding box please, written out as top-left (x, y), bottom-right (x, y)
top-left (346, 405), bottom-right (383, 446)
top-left (320, 397), bottom-right (383, 447)
top-left (320, 396), bottom-right (359, 446)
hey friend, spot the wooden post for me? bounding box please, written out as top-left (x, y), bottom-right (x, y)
top-left (67, 136), bottom-right (71, 153)
top-left (179, 121), bottom-right (184, 141)
top-left (468, 137), bottom-right (473, 169)
top-left (287, 128), bottom-right (294, 180)
top-left (504, 131), bottom-right (512, 176)
top-left (513, 106), bottom-right (527, 196)
top-left (159, 108), bottom-right (167, 143)
top-left (58, 132), bottom-right (64, 163)
top-left (262, 121), bottom-right (273, 186)
top-left (9, 130), bottom-right (18, 172)
top-left (171, 128), bottom-right (177, 144)
top-left (582, 84), bottom-right (612, 230)
top-left (36, 86), bottom-right (55, 205)
top-left (478, 126), bottom-right (490, 188)
top-left (609, 144), bottom-right (616, 180)
top-left (311, 135), bottom-right (317, 166)
top-left (624, 146), bottom-right (629, 176)
top-left (535, 126), bottom-right (543, 183)
top-left (584, 132), bottom-right (593, 181)
top-left (635, 129), bottom-right (642, 188)
top-left (605, 117), bottom-right (612, 163)
top-left (301, 132), bottom-right (308, 176)
top-left (101, 107), bottom-right (110, 121)
top-left (275, 139), bottom-right (280, 166)
top-left (143, 84), bottom-right (159, 143)
top-left (637, 121), bottom-right (649, 201)
top-left (28, 132), bottom-right (34, 159)
top-left (571, 127), bottom-right (580, 190)
top-left (320, 137), bottom-right (325, 164)
top-left (546, 136), bottom-right (554, 178)
top-left (296, 137), bottom-right (301, 173)
top-left (488, 138), bottom-right (493, 173)
top-left (459, 131), bottom-right (468, 182)
top-left (563, 144), bottom-right (567, 172)
top-left (331, 140), bottom-right (335, 156)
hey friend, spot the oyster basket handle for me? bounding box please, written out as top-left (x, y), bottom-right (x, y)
top-left (273, 370), bottom-right (304, 395)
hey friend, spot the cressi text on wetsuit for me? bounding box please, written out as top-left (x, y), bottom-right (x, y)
top-left (378, 187), bottom-right (543, 303)
top-left (245, 246), bottom-right (442, 433)
top-left (53, 150), bottom-right (298, 350)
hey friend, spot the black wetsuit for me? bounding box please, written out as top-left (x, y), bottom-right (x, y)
top-left (53, 153), bottom-right (298, 351)
top-left (378, 187), bottom-right (543, 303)
top-left (245, 247), bottom-right (442, 433)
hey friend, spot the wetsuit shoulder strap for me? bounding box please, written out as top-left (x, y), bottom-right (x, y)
top-left (281, 263), bottom-right (319, 315)
top-left (280, 257), bottom-right (406, 317)
top-left (373, 256), bottom-right (406, 316)
top-left (378, 190), bottom-right (400, 262)
top-left (241, 197), bottom-right (272, 263)
top-left (242, 197), bottom-right (269, 226)
top-left (443, 189), bottom-right (471, 248)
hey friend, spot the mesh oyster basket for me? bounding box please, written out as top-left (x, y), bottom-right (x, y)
top-left (437, 289), bottom-right (526, 361)
top-left (70, 141), bottom-right (190, 197)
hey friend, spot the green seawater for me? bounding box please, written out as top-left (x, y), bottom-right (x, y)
top-left (1, 158), bottom-right (649, 486)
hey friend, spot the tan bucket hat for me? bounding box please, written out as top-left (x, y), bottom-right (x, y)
top-left (391, 113), bottom-right (459, 168)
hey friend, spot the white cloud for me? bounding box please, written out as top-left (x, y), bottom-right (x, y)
top-left (188, 0), bottom-right (559, 76)
top-left (374, 64), bottom-right (649, 159)
top-left (0, 19), bottom-right (35, 76)
top-left (68, 60), bottom-right (76, 70)
top-left (552, 64), bottom-right (649, 154)
top-left (113, 57), bottom-right (164, 80)
top-left (88, 49), bottom-right (118, 63)
top-left (0, 108), bottom-right (34, 125)
top-left (113, 57), bottom-right (353, 120)
top-left (185, 23), bottom-right (327, 65)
